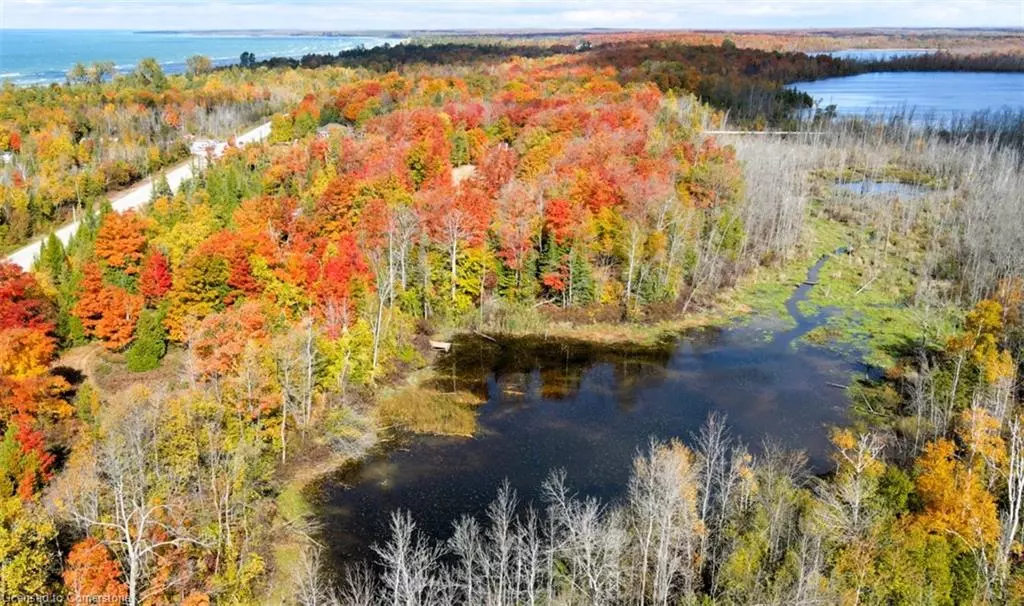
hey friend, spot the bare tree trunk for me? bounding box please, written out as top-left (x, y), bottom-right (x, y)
top-left (999, 417), bottom-right (1024, 583)
top-left (450, 236), bottom-right (458, 303)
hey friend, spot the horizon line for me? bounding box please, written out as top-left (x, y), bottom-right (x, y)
top-left (2, 26), bottom-right (1021, 32)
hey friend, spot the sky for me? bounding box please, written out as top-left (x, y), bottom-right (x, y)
top-left (1, 0), bottom-right (1022, 30)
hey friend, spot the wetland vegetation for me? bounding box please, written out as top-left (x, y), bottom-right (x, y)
top-left (306, 113), bottom-right (1024, 604)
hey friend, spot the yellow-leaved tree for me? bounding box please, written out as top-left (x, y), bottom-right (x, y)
top-left (914, 438), bottom-right (999, 550)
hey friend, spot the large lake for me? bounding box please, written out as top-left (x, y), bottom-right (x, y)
top-left (818, 49), bottom-right (935, 60)
top-left (0, 30), bottom-right (397, 85)
top-left (314, 255), bottom-right (865, 567)
top-left (792, 71), bottom-right (1024, 119)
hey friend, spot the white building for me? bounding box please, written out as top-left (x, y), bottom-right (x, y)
top-left (189, 139), bottom-right (229, 159)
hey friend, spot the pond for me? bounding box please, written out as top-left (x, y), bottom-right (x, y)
top-left (790, 71), bottom-right (1024, 120)
top-left (312, 253), bottom-right (867, 568)
top-left (835, 179), bottom-right (930, 198)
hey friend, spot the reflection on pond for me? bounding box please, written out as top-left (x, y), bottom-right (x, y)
top-left (835, 179), bottom-right (930, 198)
top-left (313, 251), bottom-right (868, 569)
top-left (314, 287), bottom-right (866, 568)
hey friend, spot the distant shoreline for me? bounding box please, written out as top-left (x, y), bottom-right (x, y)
top-left (0, 31), bottom-right (398, 87)
top-left (134, 26), bottom-right (1024, 36)
top-left (137, 30), bottom-right (410, 38)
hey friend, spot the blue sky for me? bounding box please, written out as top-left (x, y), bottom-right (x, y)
top-left (2, 0), bottom-right (1022, 30)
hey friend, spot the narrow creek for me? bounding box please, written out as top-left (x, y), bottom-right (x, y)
top-left (312, 249), bottom-right (863, 568)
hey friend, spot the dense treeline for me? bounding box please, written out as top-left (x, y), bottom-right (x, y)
top-left (244, 40), bottom-right (852, 124)
top-left (6, 32), bottom-right (1021, 252)
top-left (255, 41), bottom-right (579, 72)
top-left (580, 29), bottom-right (1024, 55)
top-left (243, 39), bottom-right (1024, 128)
top-left (857, 51), bottom-right (1024, 73)
top-left (8, 34), bottom-right (1018, 252)
top-left (417, 29), bottom-right (1024, 55)
top-left (595, 43), bottom-right (851, 124)
top-left (599, 43), bottom-right (1024, 124)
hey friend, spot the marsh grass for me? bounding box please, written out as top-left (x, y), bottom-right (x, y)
top-left (377, 386), bottom-right (484, 436)
top-left (727, 115), bottom-right (1023, 367)
top-left (772, 183), bottom-right (958, 366)
top-left (803, 232), bottom-right (958, 367)
top-left (724, 212), bottom-right (849, 328)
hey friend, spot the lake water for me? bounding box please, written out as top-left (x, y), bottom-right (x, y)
top-left (0, 30), bottom-right (397, 85)
top-left (819, 49), bottom-right (936, 61)
top-left (792, 71), bottom-right (1024, 119)
top-left (314, 254), bottom-right (864, 566)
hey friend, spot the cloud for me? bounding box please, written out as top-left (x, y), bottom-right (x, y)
top-left (561, 9), bottom-right (654, 25)
top-left (2, 0), bottom-right (1021, 29)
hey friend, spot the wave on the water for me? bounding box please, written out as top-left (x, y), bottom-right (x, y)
top-left (1, 34), bottom-right (396, 86)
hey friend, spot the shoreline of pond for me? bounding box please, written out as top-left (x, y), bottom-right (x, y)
top-left (299, 235), bottom-right (876, 569)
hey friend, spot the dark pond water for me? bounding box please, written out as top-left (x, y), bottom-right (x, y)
top-left (835, 179), bottom-right (930, 198)
top-left (313, 254), bottom-right (867, 568)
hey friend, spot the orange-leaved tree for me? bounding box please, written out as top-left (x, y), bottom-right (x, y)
top-left (95, 210), bottom-right (149, 275)
top-left (62, 537), bottom-right (129, 604)
top-left (193, 302), bottom-right (268, 384)
top-left (73, 263), bottom-right (144, 351)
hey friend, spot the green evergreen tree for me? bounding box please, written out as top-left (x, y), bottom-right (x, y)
top-left (294, 111), bottom-right (318, 138)
top-left (567, 246), bottom-right (595, 306)
top-left (55, 264), bottom-right (86, 347)
top-left (151, 172), bottom-right (172, 202)
top-left (125, 305), bottom-right (168, 372)
top-left (450, 128), bottom-right (471, 166)
top-left (34, 233), bottom-right (66, 280)
top-left (319, 102), bottom-right (341, 126)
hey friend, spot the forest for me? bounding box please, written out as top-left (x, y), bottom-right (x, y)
top-left (244, 37), bottom-right (1024, 125)
top-left (4, 34), bottom-right (1022, 253)
top-left (0, 60), bottom-right (281, 251)
top-left (1, 30), bottom-right (1024, 605)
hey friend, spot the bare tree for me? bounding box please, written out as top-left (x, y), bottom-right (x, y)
top-left (998, 416), bottom-right (1024, 584)
top-left (274, 317), bottom-right (320, 461)
top-left (627, 439), bottom-right (702, 605)
top-left (374, 511), bottom-right (446, 606)
top-left (814, 432), bottom-right (886, 541)
top-left (449, 515), bottom-right (483, 605)
top-left (543, 470), bottom-right (625, 605)
top-left (295, 545), bottom-right (339, 606)
top-left (338, 563), bottom-right (379, 606)
top-left (48, 387), bottom-right (208, 606)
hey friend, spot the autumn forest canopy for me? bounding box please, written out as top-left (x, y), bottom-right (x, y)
top-left (2, 29), bottom-right (1024, 605)
top-left (3, 32), bottom-right (1023, 252)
